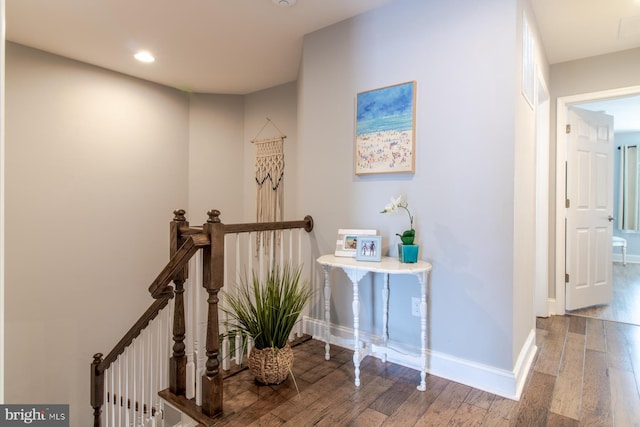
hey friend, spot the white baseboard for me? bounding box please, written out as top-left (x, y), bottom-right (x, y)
top-left (547, 297), bottom-right (558, 316)
top-left (302, 316), bottom-right (536, 400)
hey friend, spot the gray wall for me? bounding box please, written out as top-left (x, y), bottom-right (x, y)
top-left (188, 93), bottom-right (245, 225)
top-left (3, 43), bottom-right (300, 426)
top-left (549, 47), bottom-right (640, 298)
top-left (614, 131), bottom-right (640, 257)
top-left (4, 43), bottom-right (191, 425)
top-left (243, 82), bottom-right (301, 222)
top-left (2, 0), bottom-right (554, 420)
top-left (0, 0), bottom-right (6, 404)
top-left (299, 0), bottom-right (530, 371)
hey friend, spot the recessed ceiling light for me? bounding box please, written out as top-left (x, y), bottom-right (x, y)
top-left (134, 51), bottom-right (155, 63)
top-left (272, 0), bottom-right (297, 7)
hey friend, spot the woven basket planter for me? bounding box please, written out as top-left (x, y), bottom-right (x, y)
top-left (248, 344), bottom-right (294, 385)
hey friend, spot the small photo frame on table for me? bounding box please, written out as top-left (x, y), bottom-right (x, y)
top-left (356, 235), bottom-right (382, 262)
top-left (335, 229), bottom-right (378, 257)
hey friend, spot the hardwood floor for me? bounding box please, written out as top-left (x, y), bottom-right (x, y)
top-left (569, 262), bottom-right (640, 325)
top-left (207, 317), bottom-right (640, 426)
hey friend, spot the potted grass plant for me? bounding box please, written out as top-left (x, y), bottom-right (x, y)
top-left (222, 262), bottom-right (312, 385)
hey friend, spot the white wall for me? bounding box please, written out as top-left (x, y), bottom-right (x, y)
top-left (512, 0), bottom-right (549, 366)
top-left (299, 0), bottom-right (525, 389)
top-left (4, 43), bottom-right (190, 425)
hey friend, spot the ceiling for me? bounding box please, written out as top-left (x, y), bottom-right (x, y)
top-left (5, 0), bottom-right (640, 98)
top-left (531, 0), bottom-right (640, 132)
top-left (531, 0), bottom-right (640, 65)
top-left (5, 0), bottom-right (396, 94)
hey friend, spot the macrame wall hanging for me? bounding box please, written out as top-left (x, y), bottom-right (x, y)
top-left (252, 118), bottom-right (286, 253)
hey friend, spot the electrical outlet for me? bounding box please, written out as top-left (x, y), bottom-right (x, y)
top-left (411, 297), bottom-right (421, 317)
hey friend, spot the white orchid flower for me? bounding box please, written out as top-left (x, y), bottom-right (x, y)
top-left (380, 195), bottom-right (415, 242)
top-left (381, 196), bottom-right (403, 213)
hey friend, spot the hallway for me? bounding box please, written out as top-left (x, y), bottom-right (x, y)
top-left (568, 262), bottom-right (640, 326)
top-left (176, 317), bottom-right (640, 426)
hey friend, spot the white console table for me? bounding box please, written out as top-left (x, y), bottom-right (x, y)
top-left (316, 254), bottom-right (432, 391)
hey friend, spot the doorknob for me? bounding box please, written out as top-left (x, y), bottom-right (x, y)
top-left (608, 215), bottom-right (615, 222)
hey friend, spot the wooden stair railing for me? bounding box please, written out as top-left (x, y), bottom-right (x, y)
top-left (91, 209), bottom-right (314, 427)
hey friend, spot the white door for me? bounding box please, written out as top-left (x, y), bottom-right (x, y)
top-left (565, 106), bottom-right (614, 311)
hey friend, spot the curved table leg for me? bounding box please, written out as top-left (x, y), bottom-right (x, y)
top-left (417, 271), bottom-right (427, 391)
top-left (342, 268), bottom-right (365, 387)
top-left (322, 265), bottom-right (332, 361)
top-left (381, 273), bottom-right (389, 363)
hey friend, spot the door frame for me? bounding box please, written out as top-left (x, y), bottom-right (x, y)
top-left (535, 71), bottom-right (550, 317)
top-left (554, 85), bottom-right (640, 315)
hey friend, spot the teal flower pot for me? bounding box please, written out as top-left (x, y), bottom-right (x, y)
top-left (398, 244), bottom-right (419, 263)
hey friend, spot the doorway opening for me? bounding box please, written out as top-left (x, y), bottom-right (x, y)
top-left (555, 86), bottom-right (640, 324)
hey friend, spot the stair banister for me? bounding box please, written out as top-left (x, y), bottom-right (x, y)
top-left (199, 209), bottom-right (225, 416)
top-left (92, 209), bottom-right (314, 426)
top-left (169, 209), bottom-right (188, 398)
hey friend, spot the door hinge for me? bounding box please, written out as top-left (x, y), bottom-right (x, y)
top-left (565, 273), bottom-right (570, 283)
top-left (566, 199), bottom-right (570, 208)
top-left (566, 124), bottom-right (571, 134)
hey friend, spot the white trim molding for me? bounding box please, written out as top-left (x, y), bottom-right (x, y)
top-left (303, 317), bottom-right (537, 400)
top-left (555, 86), bottom-right (640, 317)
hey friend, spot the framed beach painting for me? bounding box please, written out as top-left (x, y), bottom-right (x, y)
top-left (355, 81), bottom-right (416, 175)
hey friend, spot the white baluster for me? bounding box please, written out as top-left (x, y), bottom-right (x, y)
top-left (248, 231), bottom-right (254, 277)
top-left (122, 348), bottom-right (127, 426)
top-left (221, 238), bottom-right (230, 371)
top-left (100, 365), bottom-right (113, 427)
top-left (156, 304), bottom-right (170, 422)
top-left (139, 335), bottom-right (144, 426)
top-left (247, 336), bottom-right (254, 359)
top-left (142, 333), bottom-right (148, 426)
top-left (280, 229), bottom-right (286, 271)
top-left (273, 229), bottom-right (277, 269)
top-left (137, 333), bottom-right (142, 427)
top-left (153, 316), bottom-right (161, 426)
top-left (190, 251), bottom-right (203, 402)
top-left (294, 229), bottom-right (304, 338)
top-left (233, 233), bottom-right (244, 366)
top-left (195, 250), bottom-right (205, 407)
top-left (235, 233), bottom-right (241, 285)
top-left (259, 231), bottom-right (265, 282)
top-left (107, 363), bottom-right (116, 426)
top-left (289, 228), bottom-right (294, 264)
top-left (185, 256), bottom-right (196, 398)
top-left (147, 325), bottom-right (155, 426)
top-left (235, 332), bottom-right (243, 366)
top-left (122, 345), bottom-right (131, 426)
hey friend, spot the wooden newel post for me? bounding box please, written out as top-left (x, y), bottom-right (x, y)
top-left (91, 353), bottom-right (104, 427)
top-left (201, 209), bottom-right (224, 417)
top-left (170, 209), bottom-right (189, 396)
